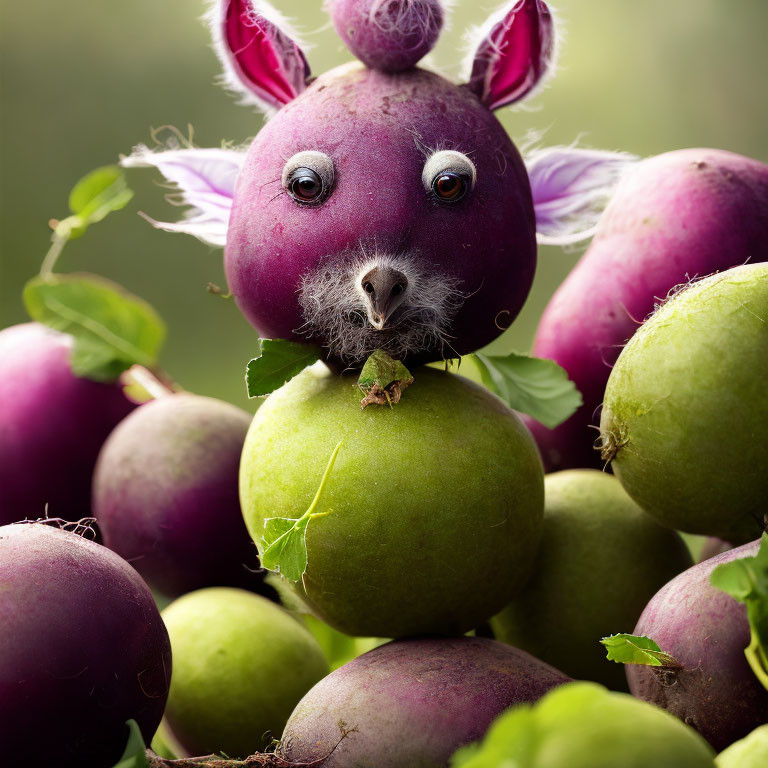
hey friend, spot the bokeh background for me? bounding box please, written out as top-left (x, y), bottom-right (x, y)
top-left (2, 0), bottom-right (767, 408)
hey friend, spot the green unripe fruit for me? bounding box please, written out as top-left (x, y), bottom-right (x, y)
top-left (454, 682), bottom-right (716, 768)
top-left (716, 724), bottom-right (768, 768)
top-left (491, 470), bottom-right (692, 689)
top-left (600, 263), bottom-right (768, 543)
top-left (160, 588), bottom-right (328, 758)
top-left (240, 365), bottom-right (544, 638)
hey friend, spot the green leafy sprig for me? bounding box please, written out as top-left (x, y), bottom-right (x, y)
top-left (245, 339), bottom-right (322, 398)
top-left (600, 634), bottom-right (682, 669)
top-left (710, 532), bottom-right (768, 691)
top-left (259, 441), bottom-right (343, 582)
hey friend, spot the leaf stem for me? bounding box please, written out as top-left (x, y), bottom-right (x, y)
top-left (305, 441), bottom-right (343, 518)
top-left (745, 628), bottom-right (768, 692)
top-left (123, 365), bottom-right (177, 400)
top-left (39, 225), bottom-right (73, 276)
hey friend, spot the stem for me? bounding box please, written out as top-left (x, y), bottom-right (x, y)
top-left (745, 628), bottom-right (768, 692)
top-left (124, 365), bottom-right (176, 400)
top-left (39, 228), bottom-right (71, 276)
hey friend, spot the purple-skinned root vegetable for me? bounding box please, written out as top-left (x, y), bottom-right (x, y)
top-left (328, 0), bottom-right (444, 72)
top-left (93, 392), bottom-right (263, 598)
top-left (279, 636), bottom-right (570, 768)
top-left (529, 148), bottom-right (768, 471)
top-left (490, 470), bottom-right (692, 690)
top-left (626, 540), bottom-right (768, 751)
top-left (698, 537), bottom-right (733, 563)
top-left (0, 322), bottom-right (135, 526)
top-left (0, 521), bottom-right (171, 768)
top-left (599, 263), bottom-right (768, 545)
top-left (124, 0), bottom-right (634, 368)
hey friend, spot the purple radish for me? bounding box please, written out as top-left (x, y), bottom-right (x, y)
top-left (528, 148), bottom-right (768, 471)
top-left (124, 0), bottom-right (632, 368)
top-left (0, 521), bottom-right (171, 768)
top-left (279, 636), bottom-right (570, 767)
top-left (626, 540), bottom-right (768, 751)
top-left (328, 0), bottom-right (444, 72)
top-left (93, 393), bottom-right (263, 598)
top-left (0, 323), bottom-right (135, 526)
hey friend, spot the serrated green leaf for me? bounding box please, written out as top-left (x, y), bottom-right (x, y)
top-left (110, 720), bottom-right (148, 768)
top-left (246, 339), bottom-right (322, 398)
top-left (710, 533), bottom-right (768, 691)
top-left (259, 441), bottom-right (342, 582)
top-left (23, 273), bottom-right (165, 382)
top-left (471, 352), bottom-right (582, 429)
top-left (68, 166), bottom-right (134, 236)
top-left (600, 634), bottom-right (682, 668)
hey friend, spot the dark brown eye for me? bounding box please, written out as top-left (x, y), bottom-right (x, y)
top-left (432, 171), bottom-right (468, 203)
top-left (288, 167), bottom-right (324, 204)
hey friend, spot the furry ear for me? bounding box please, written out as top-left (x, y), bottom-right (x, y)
top-left (120, 145), bottom-right (246, 247)
top-left (464, 0), bottom-right (555, 110)
top-left (205, 0), bottom-right (311, 114)
top-left (525, 146), bottom-right (638, 246)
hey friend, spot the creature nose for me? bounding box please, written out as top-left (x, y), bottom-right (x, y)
top-left (360, 266), bottom-right (409, 330)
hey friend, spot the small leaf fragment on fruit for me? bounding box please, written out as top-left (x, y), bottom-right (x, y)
top-left (600, 634), bottom-right (682, 669)
top-left (260, 441), bottom-right (342, 582)
top-left (358, 349), bottom-right (414, 409)
top-left (245, 339), bottom-right (323, 398)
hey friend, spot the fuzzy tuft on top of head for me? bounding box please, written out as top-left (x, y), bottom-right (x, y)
top-left (297, 243), bottom-right (465, 366)
top-left (327, 0), bottom-right (446, 72)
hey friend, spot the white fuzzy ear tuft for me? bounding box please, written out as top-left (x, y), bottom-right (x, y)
top-left (525, 145), bottom-right (639, 246)
top-left (120, 144), bottom-right (247, 248)
top-left (463, 0), bottom-right (558, 110)
top-left (204, 0), bottom-right (311, 115)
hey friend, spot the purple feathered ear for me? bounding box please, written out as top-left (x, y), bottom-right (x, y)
top-left (120, 145), bottom-right (246, 247)
top-left (205, 0), bottom-right (311, 114)
top-left (525, 146), bottom-right (639, 246)
top-left (465, 0), bottom-right (555, 110)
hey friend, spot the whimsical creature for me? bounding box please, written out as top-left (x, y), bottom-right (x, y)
top-left (124, 0), bottom-right (633, 367)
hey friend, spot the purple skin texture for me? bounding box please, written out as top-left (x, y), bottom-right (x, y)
top-left (0, 323), bottom-right (135, 526)
top-left (280, 636), bottom-right (570, 767)
top-left (626, 540), bottom-right (768, 752)
top-left (226, 63), bottom-right (536, 367)
top-left (93, 393), bottom-right (263, 598)
top-left (0, 523), bottom-right (171, 768)
top-left (527, 149), bottom-right (768, 471)
top-left (328, 0), bottom-right (444, 72)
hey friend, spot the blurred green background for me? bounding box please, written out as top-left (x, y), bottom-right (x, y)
top-left (2, 0), bottom-right (767, 408)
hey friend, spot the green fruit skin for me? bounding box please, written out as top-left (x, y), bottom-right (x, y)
top-left (533, 683), bottom-right (716, 768)
top-left (600, 263), bottom-right (768, 544)
top-left (490, 470), bottom-right (692, 689)
top-left (240, 365), bottom-right (544, 638)
top-left (716, 724), bottom-right (768, 768)
top-left (160, 588), bottom-right (329, 759)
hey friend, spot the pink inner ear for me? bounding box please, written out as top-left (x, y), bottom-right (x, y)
top-left (225, 0), bottom-right (310, 107)
top-left (470, 0), bottom-right (554, 109)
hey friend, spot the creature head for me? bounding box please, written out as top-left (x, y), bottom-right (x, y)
top-left (125, 0), bottom-right (633, 367)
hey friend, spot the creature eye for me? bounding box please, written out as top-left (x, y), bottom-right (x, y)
top-left (422, 150), bottom-right (476, 206)
top-left (289, 168), bottom-right (323, 202)
top-left (282, 151), bottom-right (335, 206)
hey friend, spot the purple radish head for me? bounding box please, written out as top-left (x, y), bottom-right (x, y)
top-left (124, 0), bottom-right (634, 366)
top-left (328, 0), bottom-right (445, 72)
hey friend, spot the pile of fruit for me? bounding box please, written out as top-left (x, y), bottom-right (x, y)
top-left (1, 2), bottom-right (766, 767)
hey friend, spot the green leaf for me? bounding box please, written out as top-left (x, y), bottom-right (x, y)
top-left (710, 532), bottom-right (768, 691)
top-left (260, 441), bottom-right (342, 582)
top-left (110, 720), bottom-right (148, 768)
top-left (600, 634), bottom-right (682, 668)
top-left (471, 352), bottom-right (582, 429)
top-left (67, 165), bottom-right (134, 238)
top-left (358, 349), bottom-right (413, 392)
top-left (23, 273), bottom-right (166, 381)
top-left (245, 339), bottom-right (323, 398)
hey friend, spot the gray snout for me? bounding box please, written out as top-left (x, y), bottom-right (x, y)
top-left (360, 266), bottom-right (409, 330)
